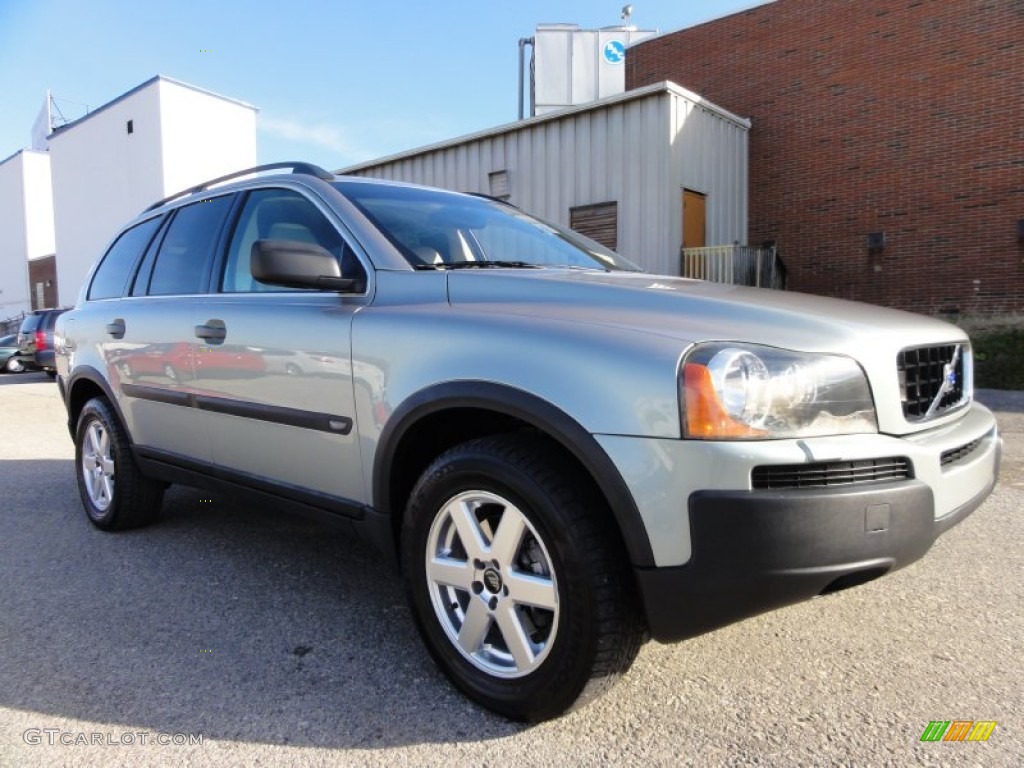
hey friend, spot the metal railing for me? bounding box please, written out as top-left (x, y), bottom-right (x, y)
top-left (681, 245), bottom-right (787, 289)
top-left (1, 312), bottom-right (28, 336)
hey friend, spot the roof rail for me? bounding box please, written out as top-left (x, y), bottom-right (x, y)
top-left (144, 161), bottom-right (334, 212)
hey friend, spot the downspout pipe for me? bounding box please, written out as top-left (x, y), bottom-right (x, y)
top-left (518, 37), bottom-right (534, 120)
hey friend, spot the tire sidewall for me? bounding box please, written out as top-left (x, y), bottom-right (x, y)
top-left (403, 448), bottom-right (601, 720)
top-left (75, 400), bottom-right (122, 528)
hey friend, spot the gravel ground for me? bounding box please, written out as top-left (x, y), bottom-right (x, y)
top-left (1, 373), bottom-right (1020, 767)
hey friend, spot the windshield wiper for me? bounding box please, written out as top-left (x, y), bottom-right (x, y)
top-left (442, 260), bottom-right (540, 269)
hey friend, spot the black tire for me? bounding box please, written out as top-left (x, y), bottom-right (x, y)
top-left (402, 434), bottom-right (644, 721)
top-left (74, 397), bottom-right (164, 530)
top-left (45, 370), bottom-right (57, 379)
top-left (4, 356), bottom-right (24, 373)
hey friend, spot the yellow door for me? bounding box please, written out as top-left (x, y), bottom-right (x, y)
top-left (683, 190), bottom-right (706, 249)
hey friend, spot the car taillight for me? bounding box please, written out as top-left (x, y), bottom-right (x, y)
top-left (35, 330), bottom-right (47, 351)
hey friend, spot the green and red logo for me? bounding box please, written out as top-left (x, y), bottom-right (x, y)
top-left (920, 720), bottom-right (996, 742)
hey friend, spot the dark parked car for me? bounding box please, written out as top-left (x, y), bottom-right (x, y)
top-left (17, 308), bottom-right (69, 376)
top-left (0, 333), bottom-right (26, 373)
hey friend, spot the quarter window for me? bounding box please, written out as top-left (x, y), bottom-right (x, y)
top-left (148, 196), bottom-right (233, 296)
top-left (88, 216), bottom-right (162, 300)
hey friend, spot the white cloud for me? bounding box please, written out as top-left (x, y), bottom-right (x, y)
top-left (258, 115), bottom-right (370, 164)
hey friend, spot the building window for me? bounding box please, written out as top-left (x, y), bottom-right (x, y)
top-left (569, 201), bottom-right (618, 251)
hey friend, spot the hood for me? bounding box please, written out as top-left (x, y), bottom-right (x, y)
top-left (445, 269), bottom-right (965, 356)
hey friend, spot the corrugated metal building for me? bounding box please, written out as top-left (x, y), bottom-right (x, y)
top-left (339, 81), bottom-right (749, 277)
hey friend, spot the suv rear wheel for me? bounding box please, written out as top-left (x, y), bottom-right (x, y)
top-left (401, 434), bottom-right (643, 721)
top-left (75, 397), bottom-right (164, 530)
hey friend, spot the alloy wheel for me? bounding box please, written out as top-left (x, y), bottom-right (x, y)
top-left (81, 420), bottom-right (115, 511)
top-left (425, 490), bottom-right (559, 678)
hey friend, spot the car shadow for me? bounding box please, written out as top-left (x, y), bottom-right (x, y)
top-left (0, 371), bottom-right (52, 386)
top-left (0, 459), bottom-right (525, 748)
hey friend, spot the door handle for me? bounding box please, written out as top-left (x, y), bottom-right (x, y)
top-left (106, 319), bottom-right (126, 339)
top-left (194, 319), bottom-right (227, 344)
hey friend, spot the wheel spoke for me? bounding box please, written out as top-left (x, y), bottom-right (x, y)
top-left (506, 571), bottom-right (558, 611)
top-left (489, 507), bottom-right (526, 565)
top-left (494, 603), bottom-right (535, 670)
top-left (427, 556), bottom-right (474, 590)
top-left (448, 499), bottom-right (489, 560)
top-left (99, 456), bottom-right (115, 476)
top-left (85, 425), bottom-right (99, 456)
top-left (99, 475), bottom-right (113, 504)
top-left (457, 598), bottom-right (492, 655)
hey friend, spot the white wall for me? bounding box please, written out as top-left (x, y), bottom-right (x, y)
top-left (49, 82), bottom-right (165, 307)
top-left (157, 79), bottom-right (257, 196)
top-left (670, 91), bottom-right (750, 259)
top-left (21, 151), bottom-right (56, 260)
top-left (0, 150), bottom-right (53, 317)
top-left (49, 77), bottom-right (257, 307)
top-left (342, 82), bottom-right (749, 277)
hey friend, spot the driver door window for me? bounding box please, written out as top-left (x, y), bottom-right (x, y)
top-left (222, 189), bottom-right (364, 292)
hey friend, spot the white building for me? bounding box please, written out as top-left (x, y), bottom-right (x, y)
top-left (0, 149), bottom-right (55, 317)
top-left (48, 76), bottom-right (258, 306)
top-left (340, 81), bottom-right (750, 276)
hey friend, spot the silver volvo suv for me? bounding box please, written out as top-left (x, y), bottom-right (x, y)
top-left (55, 162), bottom-right (1001, 721)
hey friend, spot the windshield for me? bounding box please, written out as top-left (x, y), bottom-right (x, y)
top-left (333, 180), bottom-right (642, 272)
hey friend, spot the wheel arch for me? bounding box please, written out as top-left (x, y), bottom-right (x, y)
top-left (66, 367), bottom-right (128, 439)
top-left (373, 381), bottom-right (656, 567)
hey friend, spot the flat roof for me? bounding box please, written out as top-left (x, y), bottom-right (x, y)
top-left (47, 75), bottom-right (258, 141)
top-left (0, 147), bottom-right (49, 169)
top-left (338, 80), bottom-right (750, 174)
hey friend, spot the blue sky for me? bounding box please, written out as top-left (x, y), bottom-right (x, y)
top-left (1, 1), bottom-right (763, 170)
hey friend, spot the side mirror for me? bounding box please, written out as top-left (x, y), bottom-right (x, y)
top-left (251, 239), bottom-right (356, 291)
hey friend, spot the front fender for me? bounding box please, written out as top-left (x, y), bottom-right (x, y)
top-left (372, 380), bottom-right (657, 567)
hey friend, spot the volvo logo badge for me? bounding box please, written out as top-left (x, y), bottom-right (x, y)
top-left (483, 568), bottom-right (503, 594)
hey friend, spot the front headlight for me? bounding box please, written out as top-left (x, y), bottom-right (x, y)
top-left (681, 343), bottom-right (877, 439)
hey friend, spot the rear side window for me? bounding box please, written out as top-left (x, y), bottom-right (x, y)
top-left (19, 313), bottom-right (43, 333)
top-left (148, 196), bottom-right (233, 296)
top-left (88, 217), bottom-right (162, 300)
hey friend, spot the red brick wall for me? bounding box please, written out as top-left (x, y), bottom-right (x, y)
top-left (28, 255), bottom-right (58, 310)
top-left (628, 0), bottom-right (1024, 315)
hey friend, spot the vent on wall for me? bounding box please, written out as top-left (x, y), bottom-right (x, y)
top-left (488, 170), bottom-right (510, 199)
top-left (570, 201), bottom-right (618, 251)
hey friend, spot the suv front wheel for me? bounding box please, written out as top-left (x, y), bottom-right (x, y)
top-left (75, 397), bottom-right (164, 530)
top-left (401, 434), bottom-right (643, 721)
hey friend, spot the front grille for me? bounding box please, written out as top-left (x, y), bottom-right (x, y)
top-left (898, 343), bottom-right (967, 421)
top-left (752, 457), bottom-right (912, 490)
top-left (941, 438), bottom-right (983, 468)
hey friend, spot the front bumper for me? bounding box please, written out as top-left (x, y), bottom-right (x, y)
top-left (636, 459), bottom-right (998, 642)
top-left (596, 401), bottom-right (1002, 642)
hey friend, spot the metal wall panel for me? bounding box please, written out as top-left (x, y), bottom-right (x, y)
top-left (344, 85), bottom-right (748, 277)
